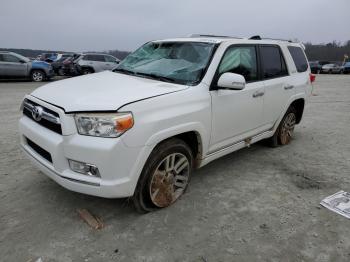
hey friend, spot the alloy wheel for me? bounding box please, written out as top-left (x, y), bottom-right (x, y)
top-left (149, 153), bottom-right (190, 207)
top-left (280, 112), bottom-right (296, 145)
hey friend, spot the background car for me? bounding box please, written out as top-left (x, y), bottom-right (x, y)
top-left (321, 63), bottom-right (343, 74)
top-left (342, 62), bottom-right (350, 74)
top-left (0, 51), bottom-right (54, 82)
top-left (75, 53), bottom-right (120, 75)
top-left (40, 53), bottom-right (58, 63)
top-left (309, 60), bottom-right (331, 74)
top-left (61, 54), bottom-right (82, 76)
top-left (51, 53), bottom-right (75, 75)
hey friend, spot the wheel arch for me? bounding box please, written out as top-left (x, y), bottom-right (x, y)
top-left (290, 98), bottom-right (305, 124)
top-left (81, 66), bottom-right (95, 73)
top-left (145, 129), bottom-right (205, 169)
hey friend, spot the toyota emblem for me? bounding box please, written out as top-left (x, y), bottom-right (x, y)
top-left (32, 106), bottom-right (43, 121)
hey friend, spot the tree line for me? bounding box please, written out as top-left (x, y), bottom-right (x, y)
top-left (1, 40), bottom-right (350, 62)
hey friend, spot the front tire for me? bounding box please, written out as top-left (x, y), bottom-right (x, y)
top-left (267, 106), bottom-right (297, 147)
top-left (133, 138), bottom-right (193, 213)
top-left (31, 70), bottom-right (45, 82)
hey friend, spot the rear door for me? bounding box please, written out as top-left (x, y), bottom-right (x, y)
top-left (0, 53), bottom-right (28, 77)
top-left (259, 45), bottom-right (294, 127)
top-left (286, 45), bottom-right (311, 96)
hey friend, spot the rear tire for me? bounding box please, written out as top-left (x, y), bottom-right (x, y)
top-left (82, 68), bottom-right (94, 75)
top-left (31, 70), bottom-right (45, 82)
top-left (267, 106), bottom-right (297, 147)
top-left (133, 138), bottom-right (193, 213)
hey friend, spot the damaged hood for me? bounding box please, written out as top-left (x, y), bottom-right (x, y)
top-left (31, 71), bottom-right (188, 112)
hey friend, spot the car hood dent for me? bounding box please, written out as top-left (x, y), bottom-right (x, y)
top-left (31, 71), bottom-right (189, 112)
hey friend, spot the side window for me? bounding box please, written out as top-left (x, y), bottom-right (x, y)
top-left (82, 55), bottom-right (90, 61)
top-left (218, 46), bottom-right (258, 82)
top-left (104, 56), bottom-right (116, 62)
top-left (93, 55), bottom-right (105, 62)
top-left (260, 46), bottom-right (288, 79)
top-left (288, 46), bottom-right (308, 72)
top-left (2, 54), bottom-right (21, 63)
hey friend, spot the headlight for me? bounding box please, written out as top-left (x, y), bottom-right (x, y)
top-left (74, 112), bottom-right (134, 138)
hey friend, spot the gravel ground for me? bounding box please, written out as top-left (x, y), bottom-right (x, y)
top-left (0, 75), bottom-right (350, 262)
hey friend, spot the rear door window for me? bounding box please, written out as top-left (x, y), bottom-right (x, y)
top-left (260, 46), bottom-right (288, 79)
top-left (288, 46), bottom-right (308, 72)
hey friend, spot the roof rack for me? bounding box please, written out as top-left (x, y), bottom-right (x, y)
top-left (190, 34), bottom-right (243, 39)
top-left (249, 35), bottom-right (293, 43)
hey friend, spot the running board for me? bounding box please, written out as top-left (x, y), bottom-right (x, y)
top-left (199, 130), bottom-right (273, 167)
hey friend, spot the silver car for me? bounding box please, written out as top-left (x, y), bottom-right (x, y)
top-left (321, 63), bottom-right (343, 74)
top-left (75, 53), bottom-right (120, 75)
top-left (0, 51), bottom-right (54, 81)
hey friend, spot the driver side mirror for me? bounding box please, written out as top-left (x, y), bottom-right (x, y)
top-left (19, 60), bottom-right (26, 64)
top-left (217, 72), bottom-right (246, 90)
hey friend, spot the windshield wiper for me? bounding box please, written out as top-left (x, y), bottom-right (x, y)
top-left (113, 68), bottom-right (136, 76)
top-left (134, 72), bottom-right (176, 83)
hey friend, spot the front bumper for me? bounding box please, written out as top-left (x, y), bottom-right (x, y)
top-left (19, 97), bottom-right (151, 198)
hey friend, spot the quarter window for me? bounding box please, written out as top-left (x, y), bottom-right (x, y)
top-left (260, 46), bottom-right (288, 79)
top-left (104, 56), bottom-right (116, 62)
top-left (218, 46), bottom-right (258, 82)
top-left (288, 46), bottom-right (308, 72)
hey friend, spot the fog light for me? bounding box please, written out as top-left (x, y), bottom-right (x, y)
top-left (68, 159), bottom-right (101, 177)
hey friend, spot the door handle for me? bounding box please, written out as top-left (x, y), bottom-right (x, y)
top-left (252, 91), bottom-right (265, 98)
top-left (284, 85), bottom-right (294, 90)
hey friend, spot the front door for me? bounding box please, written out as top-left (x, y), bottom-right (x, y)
top-left (209, 45), bottom-right (266, 153)
top-left (0, 53), bottom-right (27, 77)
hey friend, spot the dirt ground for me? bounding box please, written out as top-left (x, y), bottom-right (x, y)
top-left (1, 75), bottom-right (350, 262)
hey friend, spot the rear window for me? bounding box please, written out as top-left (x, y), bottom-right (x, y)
top-left (260, 46), bottom-right (288, 79)
top-left (288, 46), bottom-right (308, 72)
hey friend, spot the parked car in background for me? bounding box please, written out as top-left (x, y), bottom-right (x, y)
top-left (321, 63), bottom-right (343, 74)
top-left (342, 62), bottom-right (350, 74)
top-left (309, 61), bottom-right (331, 74)
top-left (61, 54), bottom-right (82, 76)
top-left (51, 54), bottom-right (75, 75)
top-left (75, 53), bottom-right (120, 75)
top-left (40, 53), bottom-right (58, 63)
top-left (0, 51), bottom-right (54, 81)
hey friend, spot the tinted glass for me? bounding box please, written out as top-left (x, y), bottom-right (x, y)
top-left (288, 46), bottom-right (308, 72)
top-left (218, 46), bottom-right (258, 82)
top-left (2, 54), bottom-right (21, 63)
top-left (83, 55), bottom-right (104, 62)
top-left (260, 46), bottom-right (288, 79)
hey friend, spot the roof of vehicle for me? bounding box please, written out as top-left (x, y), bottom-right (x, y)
top-left (154, 34), bottom-right (304, 48)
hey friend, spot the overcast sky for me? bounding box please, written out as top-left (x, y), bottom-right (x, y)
top-left (1, 0), bottom-right (349, 52)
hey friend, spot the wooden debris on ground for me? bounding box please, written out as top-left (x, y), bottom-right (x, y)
top-left (77, 208), bottom-right (104, 229)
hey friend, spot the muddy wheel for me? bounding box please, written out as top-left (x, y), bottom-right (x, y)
top-left (133, 138), bottom-right (193, 213)
top-left (267, 106), bottom-right (297, 147)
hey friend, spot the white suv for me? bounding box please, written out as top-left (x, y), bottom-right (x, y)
top-left (19, 35), bottom-right (315, 212)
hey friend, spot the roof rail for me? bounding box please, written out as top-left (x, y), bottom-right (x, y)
top-left (249, 35), bottom-right (294, 43)
top-left (190, 34), bottom-right (242, 39)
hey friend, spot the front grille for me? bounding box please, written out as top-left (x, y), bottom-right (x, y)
top-left (26, 138), bottom-right (53, 163)
top-left (23, 99), bottom-right (62, 135)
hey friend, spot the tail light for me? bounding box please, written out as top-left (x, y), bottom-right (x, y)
top-left (309, 73), bottom-right (316, 83)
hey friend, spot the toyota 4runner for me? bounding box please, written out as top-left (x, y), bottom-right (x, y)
top-left (19, 35), bottom-right (315, 212)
